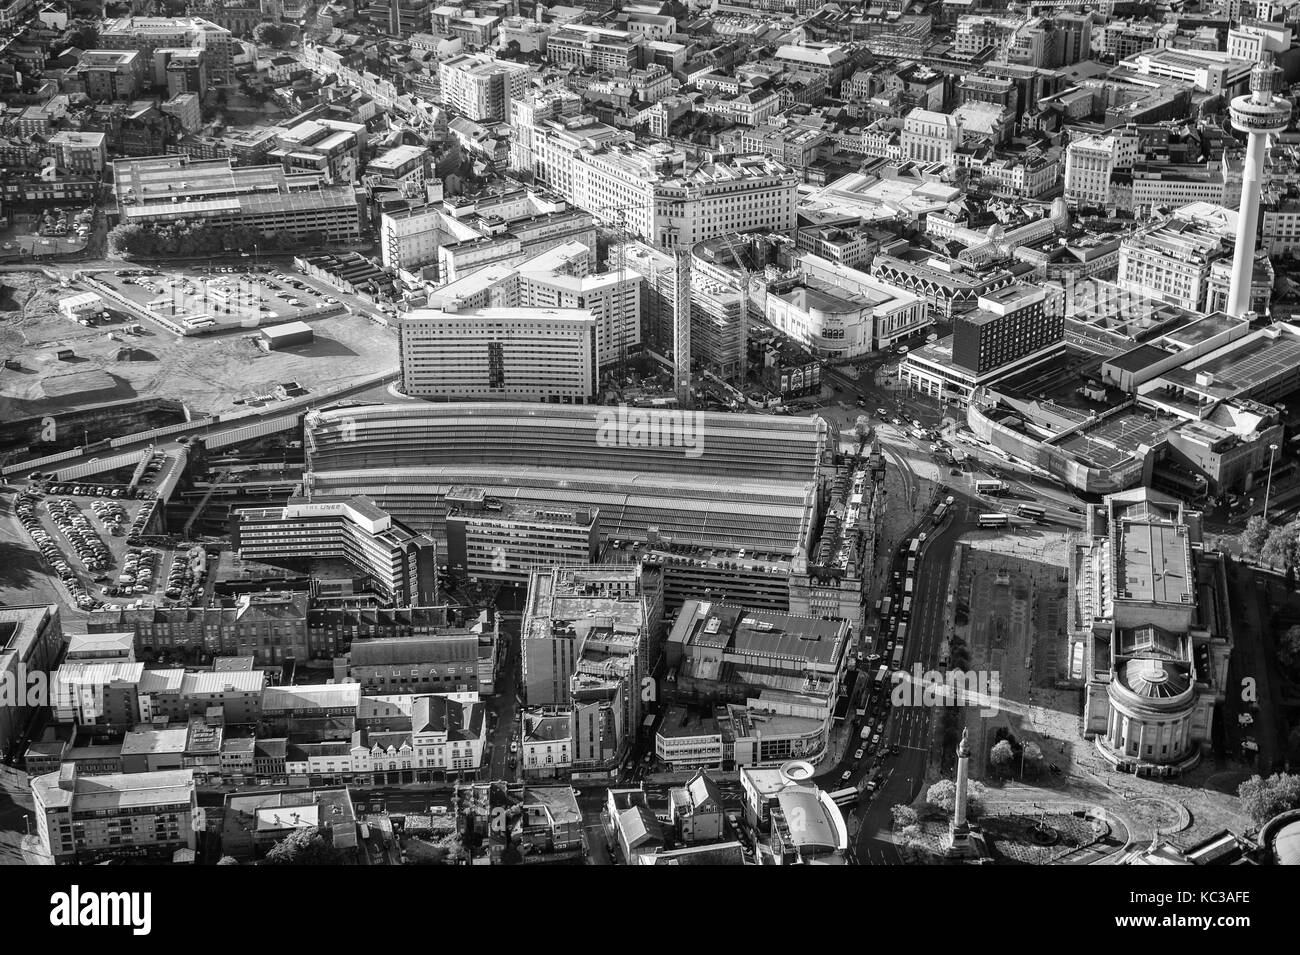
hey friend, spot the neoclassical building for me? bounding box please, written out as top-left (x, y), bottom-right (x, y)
top-left (1078, 488), bottom-right (1232, 775)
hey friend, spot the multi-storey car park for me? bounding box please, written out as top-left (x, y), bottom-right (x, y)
top-left (303, 402), bottom-right (831, 556)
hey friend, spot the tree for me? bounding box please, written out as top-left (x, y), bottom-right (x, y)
top-left (263, 826), bottom-right (348, 865)
top-left (1260, 520), bottom-right (1300, 569)
top-left (1279, 626), bottom-right (1300, 672)
top-left (108, 223), bottom-right (155, 256)
top-left (254, 22), bottom-right (293, 48)
top-left (59, 20), bottom-right (100, 52)
top-left (1022, 741), bottom-right (1045, 776)
top-left (891, 804), bottom-right (918, 828)
top-left (853, 416), bottom-right (875, 450)
top-left (1240, 515), bottom-right (1270, 557)
top-left (1238, 773), bottom-right (1300, 826)
top-left (926, 778), bottom-right (986, 816)
top-left (990, 739), bottom-right (1015, 775)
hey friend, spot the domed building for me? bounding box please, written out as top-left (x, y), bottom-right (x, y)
top-left (1261, 809), bottom-right (1300, 866)
top-left (1079, 488), bottom-right (1232, 775)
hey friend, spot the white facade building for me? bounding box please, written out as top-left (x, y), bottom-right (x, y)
top-left (400, 306), bottom-right (599, 402)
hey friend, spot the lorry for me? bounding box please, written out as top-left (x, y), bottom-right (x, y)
top-left (891, 644), bottom-right (905, 668)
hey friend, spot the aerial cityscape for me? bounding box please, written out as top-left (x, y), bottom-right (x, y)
top-left (0, 0), bottom-right (1298, 887)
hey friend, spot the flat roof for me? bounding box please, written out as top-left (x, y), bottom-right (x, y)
top-left (1119, 520), bottom-right (1191, 605)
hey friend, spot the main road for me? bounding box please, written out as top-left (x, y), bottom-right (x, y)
top-left (851, 510), bottom-right (973, 863)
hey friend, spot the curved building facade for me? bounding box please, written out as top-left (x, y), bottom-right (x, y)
top-left (967, 401), bottom-right (1147, 495)
top-left (1101, 658), bottom-right (1198, 766)
top-left (305, 402), bottom-right (831, 554)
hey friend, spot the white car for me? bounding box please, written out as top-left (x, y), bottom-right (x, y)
top-left (854, 748), bottom-right (865, 760)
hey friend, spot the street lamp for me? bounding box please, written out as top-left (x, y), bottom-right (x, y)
top-left (1264, 443), bottom-right (1280, 521)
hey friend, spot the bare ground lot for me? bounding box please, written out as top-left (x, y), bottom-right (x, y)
top-left (0, 271), bottom-right (398, 419)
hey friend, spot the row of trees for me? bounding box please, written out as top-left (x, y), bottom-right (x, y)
top-left (109, 222), bottom-right (327, 258)
top-left (1238, 515), bottom-right (1300, 570)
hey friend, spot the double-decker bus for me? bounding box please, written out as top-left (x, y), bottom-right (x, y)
top-left (1017, 503), bottom-right (1046, 521)
top-left (978, 512), bottom-right (1009, 528)
top-left (975, 479), bottom-right (1005, 495)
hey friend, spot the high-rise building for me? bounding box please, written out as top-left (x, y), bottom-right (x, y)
top-left (438, 52), bottom-right (533, 123)
top-left (429, 241), bottom-right (642, 369)
top-left (951, 283), bottom-right (1059, 376)
top-left (399, 306), bottom-right (599, 402)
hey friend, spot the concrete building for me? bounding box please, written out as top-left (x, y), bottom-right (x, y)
top-left (521, 563), bottom-right (663, 709)
top-left (445, 487), bottom-right (599, 585)
top-left (1118, 206), bottom-right (1235, 313)
top-left (399, 306), bottom-right (598, 402)
top-left (765, 253), bottom-right (927, 358)
top-left (739, 760), bottom-right (849, 864)
top-left (74, 49), bottom-right (144, 101)
top-left (303, 402), bottom-right (828, 556)
top-left (338, 611), bottom-right (498, 695)
top-left (32, 765), bottom-right (197, 863)
top-left (901, 108), bottom-right (962, 165)
top-left (232, 495), bottom-right (439, 606)
top-left (438, 52), bottom-right (532, 123)
top-left (0, 605), bottom-right (64, 762)
top-left (547, 24), bottom-right (642, 71)
top-left (1064, 133), bottom-right (1137, 208)
top-left (428, 240), bottom-right (642, 369)
top-left (1079, 488), bottom-right (1231, 775)
top-left (99, 16), bottom-right (235, 83)
top-left (665, 601), bottom-right (851, 766)
top-left (113, 156), bottom-right (362, 242)
top-left (529, 122), bottom-right (798, 250)
top-left (950, 283), bottom-right (1059, 377)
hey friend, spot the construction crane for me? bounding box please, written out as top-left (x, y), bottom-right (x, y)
top-left (717, 230), bottom-right (756, 385)
top-left (589, 203), bottom-right (693, 407)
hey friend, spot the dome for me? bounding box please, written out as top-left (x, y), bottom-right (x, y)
top-left (1270, 818), bottom-right (1300, 866)
top-left (1119, 659), bottom-right (1191, 699)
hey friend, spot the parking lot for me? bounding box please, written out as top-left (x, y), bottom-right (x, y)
top-left (9, 479), bottom-right (173, 612)
top-left (0, 267), bottom-right (398, 420)
top-left (91, 263), bottom-right (346, 334)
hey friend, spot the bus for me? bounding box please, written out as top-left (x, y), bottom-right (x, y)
top-left (881, 596), bottom-right (892, 620)
top-left (1017, 503), bottom-right (1046, 521)
top-left (978, 512), bottom-right (1009, 528)
top-left (901, 596), bottom-right (912, 619)
top-left (829, 787), bottom-right (860, 807)
top-left (891, 644), bottom-right (905, 668)
top-left (975, 479), bottom-right (1005, 495)
top-left (874, 664), bottom-right (888, 688)
top-left (904, 577), bottom-right (914, 595)
top-left (907, 555), bottom-right (917, 573)
top-left (908, 538), bottom-right (920, 556)
top-left (933, 502), bottom-right (948, 522)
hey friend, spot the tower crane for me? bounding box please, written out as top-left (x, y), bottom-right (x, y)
top-left (588, 202), bottom-right (693, 406)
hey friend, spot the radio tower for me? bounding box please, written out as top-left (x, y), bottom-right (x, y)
top-left (1227, 52), bottom-right (1291, 318)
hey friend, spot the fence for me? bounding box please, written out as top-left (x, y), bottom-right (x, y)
top-left (53, 450), bottom-right (149, 482)
top-left (205, 416), bottom-right (299, 451)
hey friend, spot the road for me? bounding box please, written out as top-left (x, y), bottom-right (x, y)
top-left (850, 512), bottom-right (970, 864)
